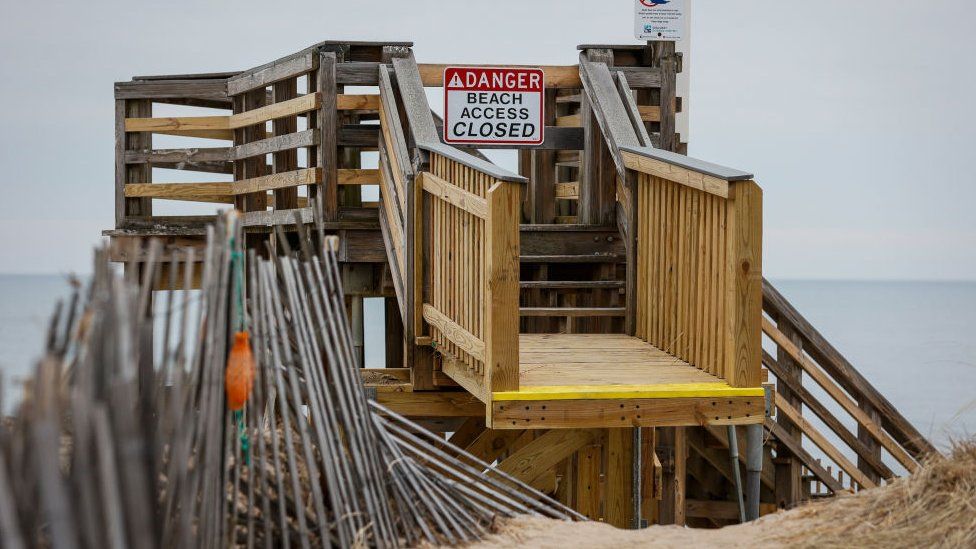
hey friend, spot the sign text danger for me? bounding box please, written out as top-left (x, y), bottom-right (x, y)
top-left (443, 67), bottom-right (545, 146)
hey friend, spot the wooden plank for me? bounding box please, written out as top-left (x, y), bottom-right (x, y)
top-left (228, 93), bottom-right (320, 129)
top-left (554, 182), bottom-right (578, 199)
top-left (497, 429), bottom-right (597, 485)
top-left (723, 180), bottom-right (762, 388)
top-left (338, 168), bottom-right (380, 185)
top-left (491, 397), bottom-right (763, 429)
top-left (775, 394), bottom-right (876, 490)
top-left (763, 349), bottom-right (894, 480)
top-left (422, 303), bottom-right (486, 363)
top-left (227, 50), bottom-right (315, 96)
top-left (623, 150), bottom-right (729, 198)
top-left (232, 168), bottom-right (320, 195)
top-left (115, 79), bottom-right (230, 108)
top-left (658, 427), bottom-right (687, 525)
top-left (392, 55), bottom-right (440, 145)
top-left (124, 182), bottom-right (232, 199)
top-left (576, 443), bottom-right (602, 519)
top-left (766, 419), bottom-right (847, 494)
top-left (605, 428), bottom-right (635, 528)
top-left (519, 307), bottom-right (625, 317)
top-left (440, 352), bottom-right (489, 403)
top-left (124, 115), bottom-right (229, 133)
top-left (494, 383), bottom-right (764, 402)
top-left (447, 417), bottom-right (486, 449)
top-left (375, 391), bottom-right (484, 417)
top-left (762, 317), bottom-right (919, 472)
top-left (124, 147), bottom-right (230, 166)
top-left (417, 64), bottom-right (662, 89)
top-left (232, 128), bottom-right (318, 161)
top-left (579, 58), bottom-right (642, 172)
top-left (484, 182), bottom-right (522, 393)
top-left (464, 429), bottom-right (525, 464)
top-left (337, 94), bottom-right (380, 111)
top-left (616, 73), bottom-right (653, 147)
top-left (420, 172), bottom-right (489, 219)
top-left (558, 108), bottom-right (659, 128)
top-left (686, 499), bottom-right (776, 520)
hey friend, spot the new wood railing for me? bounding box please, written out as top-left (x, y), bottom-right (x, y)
top-left (621, 146), bottom-right (763, 389)
top-left (420, 145), bottom-right (523, 398)
top-left (377, 55), bottom-right (527, 399)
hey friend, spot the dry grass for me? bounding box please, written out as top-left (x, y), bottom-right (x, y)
top-left (469, 438), bottom-right (976, 548)
top-left (765, 438), bottom-right (976, 548)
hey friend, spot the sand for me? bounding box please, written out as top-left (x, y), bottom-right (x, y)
top-left (466, 439), bottom-right (976, 548)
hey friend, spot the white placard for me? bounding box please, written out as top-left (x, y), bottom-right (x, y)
top-left (443, 66), bottom-right (545, 146)
top-left (635, 0), bottom-right (685, 41)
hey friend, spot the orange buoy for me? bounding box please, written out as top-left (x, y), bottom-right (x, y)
top-left (225, 331), bottom-right (255, 410)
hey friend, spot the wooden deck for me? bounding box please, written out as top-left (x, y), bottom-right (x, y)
top-left (484, 334), bottom-right (765, 429)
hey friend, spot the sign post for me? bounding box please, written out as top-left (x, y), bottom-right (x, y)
top-left (443, 66), bottom-right (545, 146)
top-left (634, 0), bottom-right (685, 41)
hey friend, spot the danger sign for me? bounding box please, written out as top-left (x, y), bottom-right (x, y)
top-left (443, 66), bottom-right (545, 146)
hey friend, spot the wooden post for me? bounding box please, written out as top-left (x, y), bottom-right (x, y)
top-left (575, 443), bottom-right (602, 520)
top-left (774, 318), bottom-right (804, 508)
top-left (578, 48), bottom-right (617, 225)
top-left (605, 428), bottom-right (635, 528)
top-left (858, 400), bottom-right (883, 486)
top-left (647, 41), bottom-right (679, 152)
top-left (723, 180), bottom-right (763, 387)
top-left (384, 297), bottom-right (405, 368)
top-left (272, 78), bottom-right (299, 210)
top-left (408, 152), bottom-right (434, 390)
top-left (657, 427), bottom-right (686, 525)
top-left (317, 51), bottom-right (339, 221)
top-left (116, 98), bottom-right (151, 227)
top-left (640, 427), bottom-right (660, 527)
top-left (485, 181), bottom-right (521, 393)
top-left (529, 88), bottom-right (558, 224)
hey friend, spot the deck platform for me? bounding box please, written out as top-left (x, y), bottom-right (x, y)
top-left (483, 334), bottom-right (765, 429)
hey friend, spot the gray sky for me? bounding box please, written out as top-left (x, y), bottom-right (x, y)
top-left (1, 0), bottom-right (973, 280)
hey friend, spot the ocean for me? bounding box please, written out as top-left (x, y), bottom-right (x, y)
top-left (1, 275), bottom-right (973, 451)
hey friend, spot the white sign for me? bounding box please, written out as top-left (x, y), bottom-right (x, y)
top-left (634, 0), bottom-right (685, 41)
top-left (443, 66), bottom-right (545, 146)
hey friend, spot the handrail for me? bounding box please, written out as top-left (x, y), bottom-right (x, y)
top-left (418, 142), bottom-right (526, 183)
top-left (761, 278), bottom-right (934, 498)
top-left (421, 151), bottom-right (522, 399)
top-left (379, 53), bottom-right (523, 398)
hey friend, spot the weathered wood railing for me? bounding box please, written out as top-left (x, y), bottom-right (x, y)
top-left (622, 146), bottom-right (763, 389)
top-left (761, 279), bottom-right (936, 502)
top-left (114, 42), bottom-right (401, 232)
top-left (421, 144), bottom-right (523, 399)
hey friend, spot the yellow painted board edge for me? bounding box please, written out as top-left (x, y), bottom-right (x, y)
top-left (492, 382), bottom-right (765, 401)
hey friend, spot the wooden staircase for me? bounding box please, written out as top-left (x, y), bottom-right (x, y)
top-left (103, 39), bottom-right (936, 528)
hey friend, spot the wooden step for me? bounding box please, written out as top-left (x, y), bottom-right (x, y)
top-left (520, 253), bottom-right (625, 264)
top-left (519, 280), bottom-right (625, 290)
top-left (519, 307), bottom-right (626, 317)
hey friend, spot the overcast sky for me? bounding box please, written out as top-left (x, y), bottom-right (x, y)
top-left (1, 0), bottom-right (973, 280)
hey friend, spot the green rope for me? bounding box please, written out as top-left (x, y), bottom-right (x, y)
top-left (229, 223), bottom-right (249, 462)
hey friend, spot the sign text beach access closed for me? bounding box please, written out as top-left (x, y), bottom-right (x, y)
top-left (443, 67), bottom-right (545, 146)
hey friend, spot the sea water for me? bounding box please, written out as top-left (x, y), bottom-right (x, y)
top-left (1, 275), bottom-right (973, 450)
